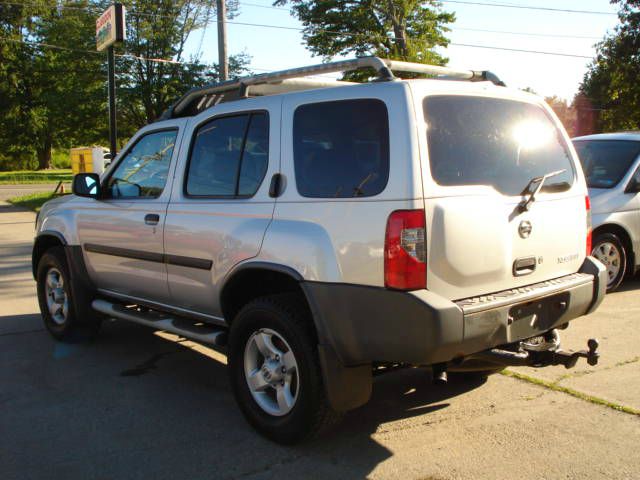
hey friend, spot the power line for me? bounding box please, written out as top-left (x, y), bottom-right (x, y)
top-left (0, 0), bottom-right (608, 45)
top-left (440, 0), bottom-right (616, 16)
top-left (2, 36), bottom-right (595, 66)
top-left (209, 0), bottom-right (618, 17)
top-left (455, 27), bottom-right (600, 40)
top-left (0, 2), bottom-right (602, 61)
top-left (240, 1), bottom-right (289, 12)
top-left (449, 42), bottom-right (592, 59)
top-left (0, 38), bottom-right (188, 65)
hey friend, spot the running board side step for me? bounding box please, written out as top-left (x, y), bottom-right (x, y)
top-left (92, 299), bottom-right (228, 346)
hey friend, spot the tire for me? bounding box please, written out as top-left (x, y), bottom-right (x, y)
top-left (36, 246), bottom-right (101, 341)
top-left (228, 294), bottom-right (341, 444)
top-left (591, 233), bottom-right (627, 292)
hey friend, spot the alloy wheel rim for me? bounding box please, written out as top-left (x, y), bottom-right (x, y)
top-left (45, 267), bottom-right (69, 325)
top-left (592, 241), bottom-right (621, 286)
top-left (243, 328), bottom-right (299, 417)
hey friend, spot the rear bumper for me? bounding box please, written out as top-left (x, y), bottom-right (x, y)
top-left (304, 257), bottom-right (607, 367)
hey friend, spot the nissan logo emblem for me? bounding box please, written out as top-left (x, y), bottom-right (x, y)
top-left (519, 220), bottom-right (532, 239)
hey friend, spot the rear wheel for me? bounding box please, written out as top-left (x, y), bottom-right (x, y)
top-left (228, 294), bottom-right (340, 444)
top-left (592, 233), bottom-right (627, 292)
top-left (36, 247), bottom-right (101, 341)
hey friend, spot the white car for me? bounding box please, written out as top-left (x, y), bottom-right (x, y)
top-left (573, 132), bottom-right (640, 291)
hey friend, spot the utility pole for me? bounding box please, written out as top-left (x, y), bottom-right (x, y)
top-left (96, 3), bottom-right (125, 158)
top-left (107, 45), bottom-right (117, 158)
top-left (216, 0), bottom-right (228, 81)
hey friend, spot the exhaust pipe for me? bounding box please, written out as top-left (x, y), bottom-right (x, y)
top-left (432, 363), bottom-right (448, 385)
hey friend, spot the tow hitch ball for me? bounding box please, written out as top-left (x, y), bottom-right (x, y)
top-left (454, 333), bottom-right (600, 373)
top-left (540, 338), bottom-right (600, 369)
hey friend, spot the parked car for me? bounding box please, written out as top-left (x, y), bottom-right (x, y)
top-left (573, 133), bottom-right (640, 291)
top-left (33, 57), bottom-right (605, 444)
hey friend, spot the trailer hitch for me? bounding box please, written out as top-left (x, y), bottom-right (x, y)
top-left (530, 338), bottom-right (599, 369)
top-left (458, 332), bottom-right (600, 370)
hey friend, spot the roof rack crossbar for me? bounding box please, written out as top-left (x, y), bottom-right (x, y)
top-left (166, 56), bottom-right (503, 118)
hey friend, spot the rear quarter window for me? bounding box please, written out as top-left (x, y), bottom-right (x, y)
top-left (293, 99), bottom-right (389, 198)
top-left (424, 95), bottom-right (575, 196)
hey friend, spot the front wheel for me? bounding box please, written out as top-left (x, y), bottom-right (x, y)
top-left (591, 233), bottom-right (627, 292)
top-left (228, 294), bottom-right (340, 444)
top-left (36, 247), bottom-right (101, 341)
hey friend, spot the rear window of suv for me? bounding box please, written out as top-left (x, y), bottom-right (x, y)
top-left (293, 99), bottom-right (389, 198)
top-left (424, 95), bottom-right (575, 196)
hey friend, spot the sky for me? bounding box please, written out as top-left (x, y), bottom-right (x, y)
top-left (183, 0), bottom-right (622, 101)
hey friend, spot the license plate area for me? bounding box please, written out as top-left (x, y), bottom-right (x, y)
top-left (508, 292), bottom-right (571, 339)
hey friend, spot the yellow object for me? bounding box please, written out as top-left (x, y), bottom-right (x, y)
top-left (71, 147), bottom-right (92, 175)
top-left (70, 147), bottom-right (108, 175)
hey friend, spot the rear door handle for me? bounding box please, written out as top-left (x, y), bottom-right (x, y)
top-left (144, 214), bottom-right (160, 225)
top-left (513, 256), bottom-right (536, 276)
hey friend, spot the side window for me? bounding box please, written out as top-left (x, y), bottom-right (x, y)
top-left (293, 99), bottom-right (390, 198)
top-left (239, 114), bottom-right (270, 196)
top-left (106, 130), bottom-right (177, 199)
top-left (186, 112), bottom-right (269, 197)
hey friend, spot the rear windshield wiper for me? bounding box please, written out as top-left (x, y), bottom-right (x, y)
top-left (518, 169), bottom-right (566, 212)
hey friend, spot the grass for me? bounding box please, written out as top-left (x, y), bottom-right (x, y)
top-left (7, 192), bottom-right (66, 212)
top-left (501, 369), bottom-right (640, 416)
top-left (0, 169), bottom-right (73, 185)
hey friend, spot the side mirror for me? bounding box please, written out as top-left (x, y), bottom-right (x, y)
top-left (103, 152), bottom-right (114, 160)
top-left (625, 178), bottom-right (640, 194)
top-left (72, 173), bottom-right (101, 199)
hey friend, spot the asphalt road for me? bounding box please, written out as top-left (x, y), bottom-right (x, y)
top-left (1, 202), bottom-right (638, 480)
top-left (0, 184), bottom-right (61, 202)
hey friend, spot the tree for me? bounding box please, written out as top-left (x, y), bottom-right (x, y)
top-left (0, 1), bottom-right (108, 170)
top-left (0, 0), bottom-right (249, 170)
top-left (545, 96), bottom-right (577, 137)
top-left (115, 0), bottom-right (248, 134)
top-left (273, 0), bottom-right (454, 79)
top-left (580, 0), bottom-right (640, 132)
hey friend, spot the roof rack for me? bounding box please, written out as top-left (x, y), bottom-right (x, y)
top-left (161, 56), bottom-right (505, 119)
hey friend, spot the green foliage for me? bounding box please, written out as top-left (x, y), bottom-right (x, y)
top-left (0, 1), bottom-right (249, 170)
top-left (0, 1), bottom-right (107, 170)
top-left (52, 149), bottom-right (71, 169)
top-left (274, 0), bottom-right (454, 80)
top-left (115, 0), bottom-right (249, 133)
top-left (0, 169), bottom-right (73, 185)
top-left (580, 1), bottom-right (640, 132)
top-left (7, 191), bottom-right (66, 211)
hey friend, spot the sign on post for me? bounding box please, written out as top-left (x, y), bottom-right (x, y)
top-left (96, 3), bottom-right (126, 158)
top-left (96, 3), bottom-right (126, 52)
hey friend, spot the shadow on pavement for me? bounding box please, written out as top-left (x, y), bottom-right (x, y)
top-left (612, 275), bottom-right (640, 294)
top-left (0, 317), bottom-right (486, 480)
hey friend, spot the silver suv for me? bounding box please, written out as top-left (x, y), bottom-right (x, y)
top-left (573, 132), bottom-right (640, 291)
top-left (34, 57), bottom-right (606, 444)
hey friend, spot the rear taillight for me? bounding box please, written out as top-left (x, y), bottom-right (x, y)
top-left (384, 210), bottom-right (426, 290)
top-left (586, 195), bottom-right (592, 256)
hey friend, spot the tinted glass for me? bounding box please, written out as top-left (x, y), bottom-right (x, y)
top-left (187, 115), bottom-right (249, 196)
top-left (573, 140), bottom-right (640, 189)
top-left (238, 113), bottom-right (269, 196)
top-left (107, 130), bottom-right (177, 198)
top-left (293, 99), bottom-right (389, 198)
top-left (424, 96), bottom-right (575, 196)
top-left (187, 113), bottom-right (270, 197)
